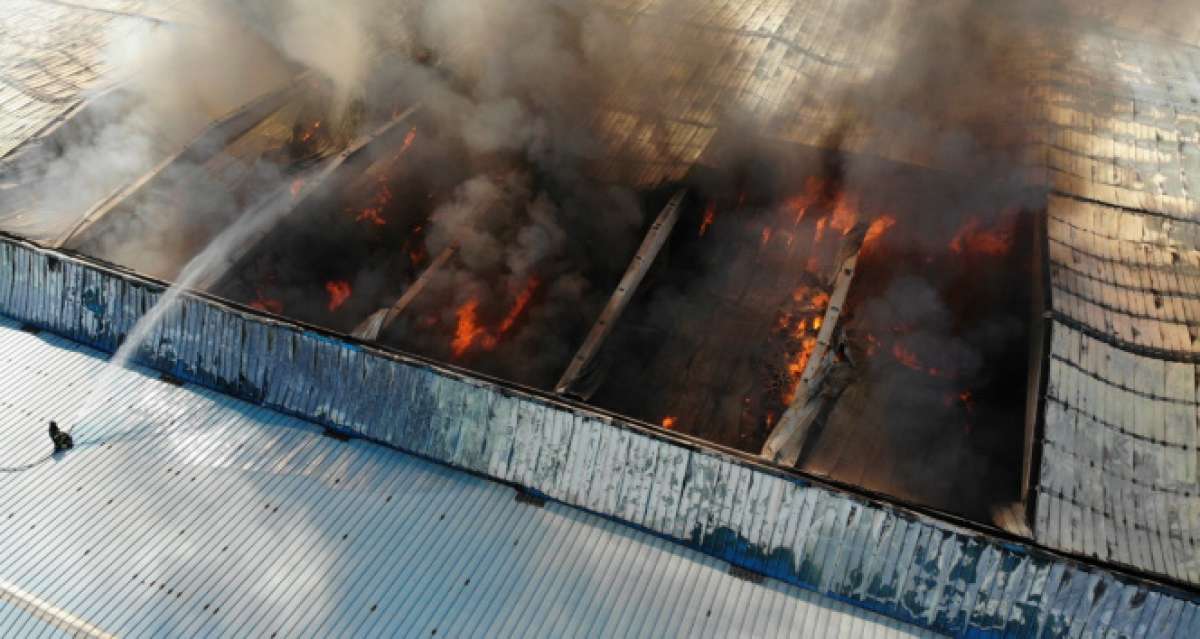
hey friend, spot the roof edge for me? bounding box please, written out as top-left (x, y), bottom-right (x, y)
top-left (0, 233), bottom-right (1196, 637)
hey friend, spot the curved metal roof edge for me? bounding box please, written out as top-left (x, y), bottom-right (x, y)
top-left (0, 232), bottom-right (1197, 637)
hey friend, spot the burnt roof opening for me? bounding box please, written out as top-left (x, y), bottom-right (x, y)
top-left (578, 141), bottom-right (1035, 521)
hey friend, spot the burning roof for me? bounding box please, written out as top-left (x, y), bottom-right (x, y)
top-left (2, 0), bottom-right (1199, 596)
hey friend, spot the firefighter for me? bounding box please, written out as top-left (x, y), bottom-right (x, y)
top-left (48, 421), bottom-right (73, 453)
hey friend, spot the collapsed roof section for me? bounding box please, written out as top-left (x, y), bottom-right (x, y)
top-left (1, 232), bottom-right (1198, 636)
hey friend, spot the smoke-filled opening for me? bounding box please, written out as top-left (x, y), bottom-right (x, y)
top-left (579, 138), bottom-right (1036, 521)
top-left (14, 0), bottom-right (1199, 534)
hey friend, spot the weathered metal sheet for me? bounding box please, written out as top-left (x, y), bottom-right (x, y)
top-left (3, 236), bottom-right (1200, 636)
top-left (2, 317), bottom-right (947, 637)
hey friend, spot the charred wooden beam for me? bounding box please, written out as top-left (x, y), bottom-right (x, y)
top-left (192, 104), bottom-right (421, 291)
top-left (761, 224), bottom-right (866, 466)
top-left (51, 73), bottom-right (311, 249)
top-left (351, 245), bottom-right (456, 341)
top-left (555, 189), bottom-right (686, 397)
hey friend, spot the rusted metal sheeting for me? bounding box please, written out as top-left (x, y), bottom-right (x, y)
top-left (0, 235), bottom-right (1198, 637)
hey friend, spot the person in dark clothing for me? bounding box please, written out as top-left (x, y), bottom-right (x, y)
top-left (48, 421), bottom-right (73, 452)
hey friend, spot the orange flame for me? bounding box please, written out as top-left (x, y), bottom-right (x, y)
top-left (401, 127), bottom-right (417, 153)
top-left (829, 194), bottom-right (859, 236)
top-left (452, 299), bottom-right (487, 358)
top-left (864, 215), bottom-right (897, 248)
top-left (661, 416), bottom-right (677, 430)
top-left (777, 284), bottom-right (831, 404)
top-left (451, 278), bottom-right (540, 358)
top-left (891, 341), bottom-right (949, 378)
top-left (498, 278), bottom-right (539, 334)
top-left (813, 218), bottom-right (828, 245)
top-left (949, 217), bottom-right (1012, 256)
top-left (325, 280), bottom-right (352, 311)
top-left (699, 203), bottom-right (716, 237)
top-left (351, 177), bottom-right (393, 226)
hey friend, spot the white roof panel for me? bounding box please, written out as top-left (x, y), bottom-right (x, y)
top-left (0, 315), bottom-right (935, 638)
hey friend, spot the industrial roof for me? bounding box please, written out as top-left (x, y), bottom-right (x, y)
top-left (3, 232), bottom-right (1198, 637)
top-left (0, 0), bottom-right (191, 160)
top-left (0, 314), bottom-right (936, 637)
top-left (4, 1), bottom-right (1200, 635)
top-left (1032, 20), bottom-right (1200, 587)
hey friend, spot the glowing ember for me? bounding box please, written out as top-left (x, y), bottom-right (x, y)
top-left (401, 127), bottom-right (417, 152)
top-left (761, 226), bottom-right (773, 248)
top-left (891, 342), bottom-right (921, 370)
top-left (890, 340), bottom-right (949, 378)
top-left (249, 297), bottom-right (283, 314)
top-left (351, 177), bottom-right (394, 226)
top-left (325, 280), bottom-right (352, 311)
top-left (864, 333), bottom-right (881, 357)
top-left (498, 278), bottom-right (539, 334)
top-left (356, 208), bottom-right (387, 225)
top-left (699, 203), bottom-right (716, 237)
top-left (776, 284), bottom-right (831, 405)
top-left (949, 217), bottom-right (1012, 256)
top-left (290, 178), bottom-right (304, 198)
top-left (661, 416), bottom-right (677, 430)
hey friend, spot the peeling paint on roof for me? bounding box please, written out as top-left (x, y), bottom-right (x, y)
top-left (0, 315), bottom-right (942, 638)
top-left (1, 235), bottom-right (1197, 637)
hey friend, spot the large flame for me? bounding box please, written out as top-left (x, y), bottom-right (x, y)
top-left (829, 193), bottom-right (860, 236)
top-left (452, 299), bottom-right (491, 357)
top-left (451, 277), bottom-right (540, 358)
top-left (863, 215), bottom-right (897, 249)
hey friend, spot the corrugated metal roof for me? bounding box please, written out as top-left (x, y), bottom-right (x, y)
top-left (2, 236), bottom-right (1198, 637)
top-left (1031, 13), bottom-right (1200, 589)
top-left (0, 315), bottom-right (937, 638)
top-left (0, 1), bottom-right (184, 160)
